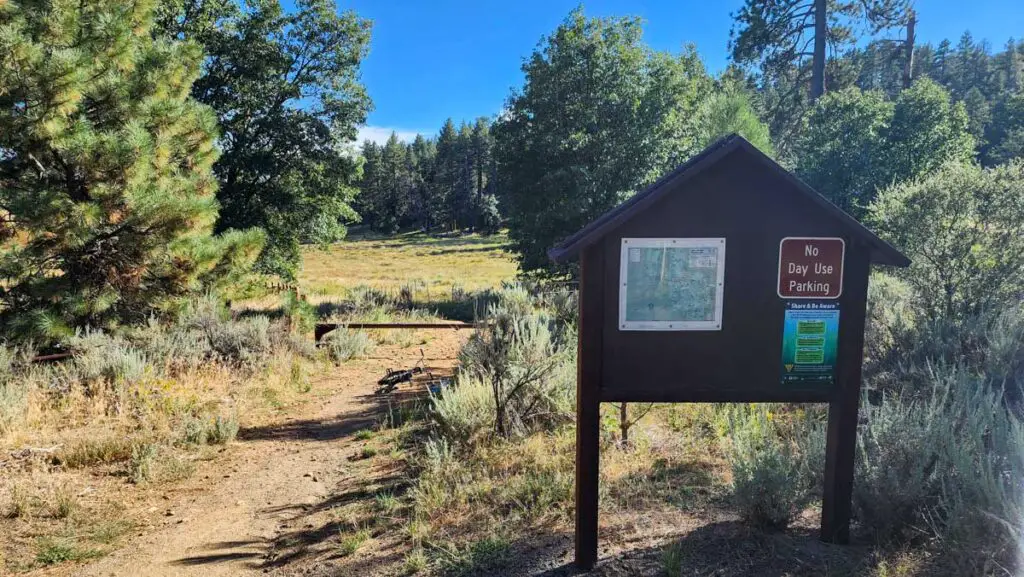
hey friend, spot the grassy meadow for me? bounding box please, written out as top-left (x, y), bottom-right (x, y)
top-left (299, 231), bottom-right (517, 300)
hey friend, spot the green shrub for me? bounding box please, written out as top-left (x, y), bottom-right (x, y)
top-left (322, 329), bottom-right (373, 363)
top-left (455, 301), bottom-right (575, 439)
top-left (180, 296), bottom-right (272, 364)
top-left (59, 436), bottom-right (135, 468)
top-left (129, 443), bottom-right (158, 484)
top-left (429, 376), bottom-right (495, 444)
top-left (180, 413), bottom-right (239, 446)
top-left (282, 289), bottom-right (316, 334)
top-left (725, 405), bottom-right (824, 529)
top-left (870, 160), bottom-right (1024, 320)
top-left (855, 365), bottom-right (1024, 570)
top-left (129, 317), bottom-right (211, 370)
top-left (0, 346), bottom-right (29, 434)
top-left (436, 535), bottom-right (511, 576)
top-left (208, 415), bottom-right (240, 444)
top-left (35, 537), bottom-right (102, 565)
top-left (208, 316), bottom-right (272, 364)
top-left (67, 329), bottom-right (149, 385)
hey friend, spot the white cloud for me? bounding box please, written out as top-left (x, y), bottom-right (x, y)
top-left (356, 125), bottom-right (425, 145)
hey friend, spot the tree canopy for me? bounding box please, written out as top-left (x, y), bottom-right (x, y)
top-left (493, 9), bottom-right (711, 273)
top-left (871, 160), bottom-right (1024, 319)
top-left (158, 0), bottom-right (372, 279)
top-left (0, 0), bottom-right (262, 341)
top-left (795, 79), bottom-right (974, 217)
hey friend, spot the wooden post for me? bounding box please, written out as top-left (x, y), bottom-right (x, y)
top-left (820, 247), bottom-right (870, 543)
top-left (575, 246), bottom-right (604, 569)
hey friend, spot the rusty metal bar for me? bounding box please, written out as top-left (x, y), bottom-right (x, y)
top-left (315, 321), bottom-right (479, 342)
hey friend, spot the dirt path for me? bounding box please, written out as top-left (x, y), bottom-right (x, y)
top-left (73, 331), bottom-right (467, 577)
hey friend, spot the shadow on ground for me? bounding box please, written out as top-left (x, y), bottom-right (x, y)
top-left (173, 370), bottom-right (441, 572)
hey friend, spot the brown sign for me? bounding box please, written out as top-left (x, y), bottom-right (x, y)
top-left (777, 237), bottom-right (845, 299)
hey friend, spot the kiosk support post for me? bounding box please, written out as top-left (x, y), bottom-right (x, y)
top-left (821, 248), bottom-right (870, 543)
top-left (575, 246), bottom-right (603, 569)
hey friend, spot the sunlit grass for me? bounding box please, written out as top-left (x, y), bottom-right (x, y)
top-left (299, 230), bottom-right (517, 300)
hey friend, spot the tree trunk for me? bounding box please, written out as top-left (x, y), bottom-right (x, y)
top-left (811, 0), bottom-right (827, 100)
top-left (902, 10), bottom-right (916, 89)
top-left (619, 403), bottom-right (630, 445)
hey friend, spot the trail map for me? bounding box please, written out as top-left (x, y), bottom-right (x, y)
top-left (619, 239), bottom-right (725, 330)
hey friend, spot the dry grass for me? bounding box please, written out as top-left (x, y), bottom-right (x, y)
top-left (0, 350), bottom-right (323, 572)
top-left (300, 231), bottom-right (516, 299)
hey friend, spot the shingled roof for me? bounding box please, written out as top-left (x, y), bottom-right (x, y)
top-left (547, 134), bottom-right (910, 268)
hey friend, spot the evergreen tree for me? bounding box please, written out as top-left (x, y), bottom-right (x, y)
top-left (694, 84), bottom-right (774, 155)
top-left (933, 39), bottom-right (953, 86)
top-left (408, 134), bottom-right (437, 229)
top-left (432, 119), bottom-right (459, 230)
top-left (995, 38), bottom-right (1022, 93)
top-left (377, 133), bottom-right (411, 233)
top-left (355, 141), bottom-right (382, 229)
top-left (986, 93), bottom-right (1024, 165)
top-left (0, 0), bottom-right (262, 340)
top-left (450, 122), bottom-right (476, 230)
top-left (962, 87), bottom-right (992, 147)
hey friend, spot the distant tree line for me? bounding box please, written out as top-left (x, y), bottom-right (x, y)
top-left (4, 0), bottom-right (1023, 342)
top-left (356, 118), bottom-right (500, 235)
top-left (355, 8), bottom-right (1024, 276)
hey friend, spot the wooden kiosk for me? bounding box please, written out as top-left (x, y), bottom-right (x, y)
top-left (547, 135), bottom-right (910, 569)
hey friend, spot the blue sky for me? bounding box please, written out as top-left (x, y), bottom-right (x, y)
top-left (335, 0), bottom-right (1024, 143)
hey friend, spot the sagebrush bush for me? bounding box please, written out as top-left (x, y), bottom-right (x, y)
top-left (67, 329), bottom-right (150, 386)
top-left (0, 345), bottom-right (29, 434)
top-left (129, 443), bottom-right (158, 484)
top-left (855, 365), bottom-right (1024, 570)
top-left (179, 295), bottom-right (272, 364)
top-left (322, 329), bottom-right (373, 363)
top-left (455, 297), bottom-right (575, 439)
top-left (430, 376), bottom-right (495, 444)
top-left (725, 405), bottom-right (824, 528)
top-left (180, 413), bottom-right (239, 445)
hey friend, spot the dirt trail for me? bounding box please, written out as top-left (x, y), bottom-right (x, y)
top-left (73, 331), bottom-right (467, 577)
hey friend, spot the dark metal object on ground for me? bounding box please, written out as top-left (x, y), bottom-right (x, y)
top-left (376, 366), bottom-right (423, 394)
top-left (31, 352), bottom-right (73, 363)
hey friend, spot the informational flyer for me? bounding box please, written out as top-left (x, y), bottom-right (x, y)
top-left (619, 238), bottom-right (726, 331)
top-left (781, 301), bottom-right (839, 385)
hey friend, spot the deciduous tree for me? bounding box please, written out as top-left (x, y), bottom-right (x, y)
top-left (159, 0), bottom-right (372, 279)
top-left (494, 9), bottom-right (711, 273)
top-left (871, 160), bottom-right (1024, 319)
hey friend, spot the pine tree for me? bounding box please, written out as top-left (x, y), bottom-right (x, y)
top-left (408, 135), bottom-right (436, 229)
top-left (450, 123), bottom-right (475, 230)
top-left (377, 133), bottom-right (410, 233)
top-left (356, 141), bottom-right (382, 229)
top-left (997, 38), bottom-right (1021, 93)
top-left (432, 119), bottom-right (458, 230)
top-left (0, 0), bottom-right (262, 341)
